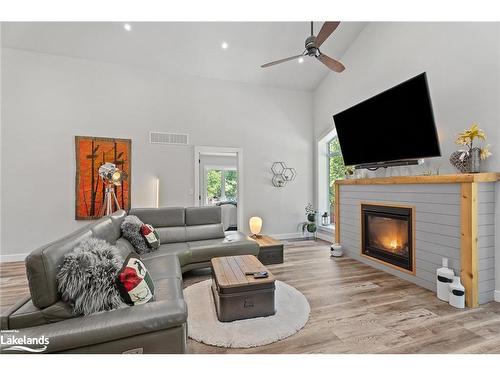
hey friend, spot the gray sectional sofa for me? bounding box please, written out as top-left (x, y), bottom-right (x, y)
top-left (0, 206), bottom-right (259, 354)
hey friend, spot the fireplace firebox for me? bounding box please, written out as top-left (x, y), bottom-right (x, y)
top-left (361, 203), bottom-right (414, 273)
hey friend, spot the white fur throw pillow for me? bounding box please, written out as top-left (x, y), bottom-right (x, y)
top-left (57, 237), bottom-right (126, 316)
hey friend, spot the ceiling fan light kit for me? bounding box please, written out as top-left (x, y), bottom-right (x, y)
top-left (260, 21), bottom-right (345, 73)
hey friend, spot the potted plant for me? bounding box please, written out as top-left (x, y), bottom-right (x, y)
top-left (305, 203), bottom-right (317, 223)
top-left (300, 203), bottom-right (317, 237)
top-left (450, 124), bottom-right (492, 173)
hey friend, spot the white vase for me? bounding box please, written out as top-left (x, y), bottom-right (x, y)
top-left (436, 258), bottom-right (454, 302)
top-left (448, 276), bottom-right (465, 309)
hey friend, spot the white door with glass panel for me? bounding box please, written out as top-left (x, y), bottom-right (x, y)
top-left (198, 153), bottom-right (238, 230)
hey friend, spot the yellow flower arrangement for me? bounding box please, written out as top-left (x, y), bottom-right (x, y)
top-left (480, 145), bottom-right (492, 160)
top-left (455, 124), bottom-right (491, 159)
top-left (455, 124), bottom-right (485, 146)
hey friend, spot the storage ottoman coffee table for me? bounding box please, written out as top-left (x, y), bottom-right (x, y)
top-left (211, 255), bottom-right (276, 322)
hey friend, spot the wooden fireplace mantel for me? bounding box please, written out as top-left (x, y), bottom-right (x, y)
top-left (334, 172), bottom-right (500, 308)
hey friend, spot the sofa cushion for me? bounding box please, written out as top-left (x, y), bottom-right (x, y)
top-left (187, 232), bottom-right (259, 264)
top-left (26, 227), bottom-right (93, 309)
top-left (7, 298), bottom-right (74, 330)
top-left (153, 278), bottom-right (184, 302)
top-left (130, 207), bottom-right (185, 227)
top-left (142, 243), bottom-right (192, 267)
top-left (185, 224), bottom-right (225, 242)
top-left (114, 237), bottom-right (135, 259)
top-left (91, 218), bottom-right (118, 244)
top-left (141, 224), bottom-right (160, 250)
top-left (142, 254), bottom-right (182, 280)
top-left (116, 253), bottom-right (155, 306)
top-left (185, 206), bottom-right (221, 226)
top-left (121, 215), bottom-right (152, 254)
top-left (156, 226), bottom-right (187, 244)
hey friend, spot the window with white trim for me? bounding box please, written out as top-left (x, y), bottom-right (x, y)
top-left (327, 137), bottom-right (346, 220)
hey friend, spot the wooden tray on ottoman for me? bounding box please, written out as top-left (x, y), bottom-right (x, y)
top-left (211, 255), bottom-right (276, 322)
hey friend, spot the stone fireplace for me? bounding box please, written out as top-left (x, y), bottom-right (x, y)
top-left (361, 203), bottom-right (414, 273)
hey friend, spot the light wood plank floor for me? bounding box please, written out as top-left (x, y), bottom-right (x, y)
top-left (2, 239), bottom-right (500, 353)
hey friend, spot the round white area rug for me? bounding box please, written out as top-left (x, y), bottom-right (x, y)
top-left (184, 279), bottom-right (310, 348)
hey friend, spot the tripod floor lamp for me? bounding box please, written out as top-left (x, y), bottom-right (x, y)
top-left (98, 162), bottom-right (127, 217)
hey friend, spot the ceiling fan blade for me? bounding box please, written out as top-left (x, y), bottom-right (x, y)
top-left (315, 21), bottom-right (340, 47)
top-left (317, 54), bottom-right (345, 73)
top-left (261, 54), bottom-right (304, 68)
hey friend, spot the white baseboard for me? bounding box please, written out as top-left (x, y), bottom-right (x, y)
top-left (269, 232), bottom-right (304, 240)
top-left (0, 253), bottom-right (28, 263)
top-left (269, 231), bottom-right (334, 243)
top-left (316, 231), bottom-right (334, 243)
top-left (494, 290), bottom-right (500, 303)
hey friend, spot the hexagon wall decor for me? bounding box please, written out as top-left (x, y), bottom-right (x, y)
top-left (271, 162), bottom-right (296, 187)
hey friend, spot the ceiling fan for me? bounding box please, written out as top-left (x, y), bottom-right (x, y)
top-left (261, 21), bottom-right (345, 73)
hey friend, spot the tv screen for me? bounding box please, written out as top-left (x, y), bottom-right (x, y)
top-left (333, 73), bottom-right (441, 167)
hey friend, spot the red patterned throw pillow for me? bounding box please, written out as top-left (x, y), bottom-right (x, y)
top-left (116, 253), bottom-right (155, 306)
top-left (140, 224), bottom-right (160, 250)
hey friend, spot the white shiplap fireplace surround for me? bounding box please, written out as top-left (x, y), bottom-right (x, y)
top-left (334, 173), bottom-right (499, 308)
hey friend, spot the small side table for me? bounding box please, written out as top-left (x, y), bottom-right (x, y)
top-left (254, 235), bottom-right (284, 265)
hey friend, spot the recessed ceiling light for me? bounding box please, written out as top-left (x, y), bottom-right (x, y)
top-left (221, 41), bottom-right (229, 50)
top-left (298, 57), bottom-right (304, 64)
top-left (124, 23), bottom-right (132, 31)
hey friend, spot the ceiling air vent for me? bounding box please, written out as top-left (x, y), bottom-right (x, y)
top-left (149, 131), bottom-right (189, 145)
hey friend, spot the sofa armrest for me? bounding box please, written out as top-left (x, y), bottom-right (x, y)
top-left (0, 298), bottom-right (187, 354)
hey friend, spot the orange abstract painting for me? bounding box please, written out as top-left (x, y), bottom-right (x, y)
top-left (75, 136), bottom-right (131, 220)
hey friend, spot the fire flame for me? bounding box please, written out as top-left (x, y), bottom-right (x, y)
top-left (368, 216), bottom-right (408, 255)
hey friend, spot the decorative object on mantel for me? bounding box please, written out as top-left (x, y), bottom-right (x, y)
top-left (300, 203), bottom-right (317, 238)
top-left (330, 243), bottom-right (343, 257)
top-left (450, 124), bottom-right (492, 173)
top-left (344, 166), bottom-right (355, 179)
top-left (271, 162), bottom-right (296, 187)
top-left (448, 276), bottom-right (465, 309)
top-left (75, 136), bottom-right (131, 220)
top-left (436, 258), bottom-right (454, 302)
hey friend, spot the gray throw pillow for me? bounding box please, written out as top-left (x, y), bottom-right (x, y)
top-left (120, 215), bottom-right (150, 254)
top-left (57, 237), bottom-right (126, 316)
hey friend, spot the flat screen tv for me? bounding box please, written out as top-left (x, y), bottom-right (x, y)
top-left (333, 72), bottom-right (441, 168)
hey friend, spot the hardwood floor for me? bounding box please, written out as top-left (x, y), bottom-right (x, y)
top-left (2, 239), bottom-right (500, 353)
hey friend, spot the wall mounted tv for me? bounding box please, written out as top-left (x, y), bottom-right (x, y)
top-left (333, 72), bottom-right (441, 169)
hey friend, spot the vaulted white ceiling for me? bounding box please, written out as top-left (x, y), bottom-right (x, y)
top-left (1, 22), bottom-right (366, 91)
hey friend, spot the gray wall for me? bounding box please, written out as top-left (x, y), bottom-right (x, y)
top-left (339, 182), bottom-right (495, 304)
top-left (0, 48), bottom-right (314, 260)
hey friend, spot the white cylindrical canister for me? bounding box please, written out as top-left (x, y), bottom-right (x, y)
top-left (449, 276), bottom-right (465, 309)
top-left (330, 243), bottom-right (343, 257)
top-left (436, 258), bottom-right (454, 301)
